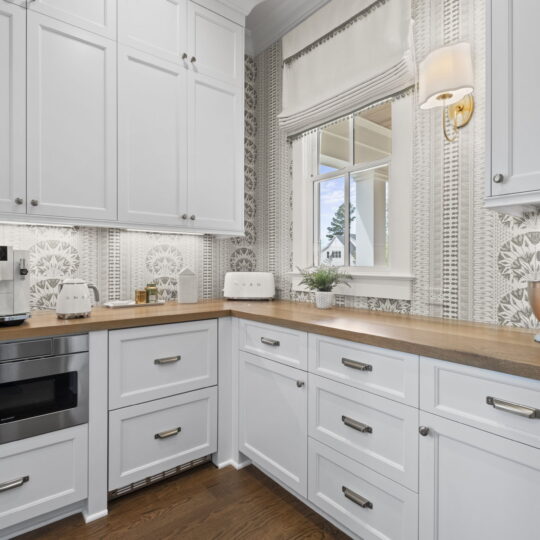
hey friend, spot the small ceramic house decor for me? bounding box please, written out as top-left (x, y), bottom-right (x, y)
top-left (177, 267), bottom-right (198, 304)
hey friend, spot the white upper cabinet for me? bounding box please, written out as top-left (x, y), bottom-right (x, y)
top-left (187, 72), bottom-right (244, 233)
top-left (27, 12), bottom-right (117, 220)
top-left (118, 0), bottom-right (187, 64)
top-left (487, 0), bottom-right (540, 212)
top-left (188, 2), bottom-right (244, 86)
top-left (27, 0), bottom-right (116, 38)
top-left (2, 0), bottom-right (26, 8)
top-left (0, 0), bottom-right (245, 233)
top-left (118, 46), bottom-right (188, 225)
top-left (0, 1), bottom-right (26, 214)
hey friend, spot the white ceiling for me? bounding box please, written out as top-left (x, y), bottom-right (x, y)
top-left (246, 0), bottom-right (331, 56)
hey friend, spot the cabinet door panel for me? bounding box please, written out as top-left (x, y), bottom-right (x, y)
top-left (28, 0), bottom-right (116, 38)
top-left (27, 13), bottom-right (117, 220)
top-left (188, 2), bottom-right (243, 86)
top-left (118, 46), bottom-right (188, 225)
top-left (118, 0), bottom-right (186, 63)
top-left (419, 412), bottom-right (540, 540)
top-left (0, 1), bottom-right (25, 214)
top-left (239, 352), bottom-right (307, 497)
top-left (187, 73), bottom-right (243, 233)
top-left (491, 0), bottom-right (540, 196)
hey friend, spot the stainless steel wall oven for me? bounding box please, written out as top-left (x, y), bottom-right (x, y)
top-left (0, 334), bottom-right (89, 444)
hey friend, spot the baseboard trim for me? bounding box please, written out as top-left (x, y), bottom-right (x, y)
top-left (83, 509), bottom-right (108, 523)
top-left (233, 459), bottom-right (252, 470)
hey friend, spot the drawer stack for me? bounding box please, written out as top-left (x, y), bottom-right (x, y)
top-left (108, 320), bottom-right (218, 494)
top-left (307, 334), bottom-right (419, 539)
top-left (236, 319), bottom-right (420, 539)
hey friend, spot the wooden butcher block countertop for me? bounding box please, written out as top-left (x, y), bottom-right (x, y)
top-left (0, 299), bottom-right (539, 381)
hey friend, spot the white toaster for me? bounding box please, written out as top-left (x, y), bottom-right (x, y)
top-left (223, 272), bottom-right (275, 300)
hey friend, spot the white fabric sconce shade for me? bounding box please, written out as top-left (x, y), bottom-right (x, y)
top-left (418, 42), bottom-right (474, 109)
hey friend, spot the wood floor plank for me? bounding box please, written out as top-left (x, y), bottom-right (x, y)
top-left (16, 465), bottom-right (349, 540)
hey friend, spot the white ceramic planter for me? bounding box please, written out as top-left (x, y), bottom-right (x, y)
top-left (315, 291), bottom-right (334, 309)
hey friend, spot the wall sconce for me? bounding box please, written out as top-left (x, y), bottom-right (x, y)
top-left (418, 42), bottom-right (474, 142)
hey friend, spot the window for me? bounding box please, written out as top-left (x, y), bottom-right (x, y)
top-left (315, 101), bottom-right (391, 267)
top-left (291, 94), bottom-right (413, 300)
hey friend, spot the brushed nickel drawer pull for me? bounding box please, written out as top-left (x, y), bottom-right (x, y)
top-left (342, 486), bottom-right (373, 509)
top-left (341, 358), bottom-right (373, 372)
top-left (0, 476), bottom-right (29, 493)
top-left (342, 415), bottom-right (373, 433)
top-left (486, 397), bottom-right (540, 419)
top-left (154, 355), bottom-right (181, 365)
top-left (155, 427), bottom-right (182, 440)
top-left (261, 337), bottom-right (280, 347)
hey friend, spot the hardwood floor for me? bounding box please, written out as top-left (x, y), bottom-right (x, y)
top-left (17, 464), bottom-right (350, 540)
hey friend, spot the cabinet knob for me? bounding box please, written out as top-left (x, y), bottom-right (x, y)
top-left (492, 173), bottom-right (504, 184)
top-left (14, 197), bottom-right (23, 205)
top-left (182, 53), bottom-right (188, 60)
top-left (419, 426), bottom-right (430, 437)
top-left (296, 381), bottom-right (305, 388)
top-left (181, 214), bottom-right (188, 220)
top-left (190, 56), bottom-right (197, 63)
top-left (30, 199), bottom-right (39, 207)
top-left (190, 214), bottom-right (196, 220)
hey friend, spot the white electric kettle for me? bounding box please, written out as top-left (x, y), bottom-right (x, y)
top-left (56, 278), bottom-right (100, 319)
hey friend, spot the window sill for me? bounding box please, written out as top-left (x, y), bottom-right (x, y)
top-left (289, 272), bottom-right (415, 300)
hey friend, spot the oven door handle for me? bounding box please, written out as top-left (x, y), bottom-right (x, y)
top-left (0, 476), bottom-right (29, 493)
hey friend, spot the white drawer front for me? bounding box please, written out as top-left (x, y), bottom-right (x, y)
top-left (0, 425), bottom-right (88, 531)
top-left (109, 320), bottom-right (217, 409)
top-left (108, 387), bottom-right (217, 490)
top-left (309, 439), bottom-right (418, 540)
top-left (238, 319), bottom-right (308, 370)
top-left (421, 357), bottom-right (540, 449)
top-left (309, 334), bottom-right (419, 406)
top-left (309, 374), bottom-right (418, 491)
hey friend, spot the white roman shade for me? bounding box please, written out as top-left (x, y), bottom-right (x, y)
top-left (279, 0), bottom-right (414, 136)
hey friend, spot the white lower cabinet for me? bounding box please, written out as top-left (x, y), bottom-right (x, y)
top-left (308, 373), bottom-right (419, 491)
top-left (109, 320), bottom-right (217, 409)
top-left (419, 411), bottom-right (540, 540)
top-left (0, 425), bottom-right (88, 531)
top-left (308, 439), bottom-right (418, 540)
top-left (238, 351), bottom-right (308, 497)
top-left (109, 387), bottom-right (217, 491)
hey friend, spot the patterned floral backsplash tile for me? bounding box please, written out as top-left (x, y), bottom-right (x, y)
top-left (0, 224), bottom-right (106, 311)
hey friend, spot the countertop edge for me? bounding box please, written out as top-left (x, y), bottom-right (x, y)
top-left (2, 302), bottom-right (540, 382)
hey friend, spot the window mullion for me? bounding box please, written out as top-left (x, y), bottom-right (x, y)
top-left (344, 173), bottom-right (350, 267)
